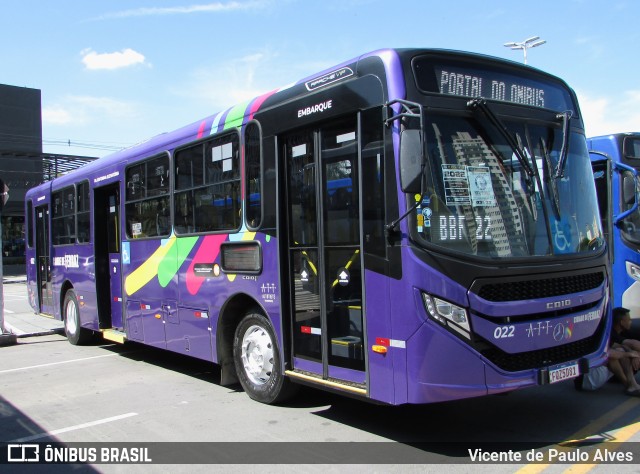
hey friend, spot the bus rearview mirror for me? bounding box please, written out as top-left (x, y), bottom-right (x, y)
top-left (623, 174), bottom-right (636, 207)
top-left (400, 129), bottom-right (424, 194)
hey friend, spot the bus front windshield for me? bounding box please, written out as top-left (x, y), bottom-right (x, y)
top-left (415, 114), bottom-right (605, 259)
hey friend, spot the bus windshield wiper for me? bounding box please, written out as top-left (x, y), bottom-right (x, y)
top-left (467, 99), bottom-right (535, 181)
top-left (554, 111), bottom-right (572, 179)
top-left (540, 138), bottom-right (561, 220)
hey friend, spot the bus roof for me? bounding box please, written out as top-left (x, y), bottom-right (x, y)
top-left (32, 47), bottom-right (576, 192)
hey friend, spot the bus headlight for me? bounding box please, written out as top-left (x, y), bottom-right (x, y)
top-left (627, 261), bottom-right (640, 282)
top-left (422, 293), bottom-right (471, 339)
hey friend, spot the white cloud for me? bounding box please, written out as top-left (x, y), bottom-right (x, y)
top-left (95, 1), bottom-right (267, 19)
top-left (578, 90), bottom-right (640, 137)
top-left (185, 51), bottom-right (279, 108)
top-left (81, 48), bottom-right (147, 70)
top-left (178, 49), bottom-right (336, 112)
top-left (42, 96), bottom-right (136, 127)
top-left (42, 107), bottom-right (73, 125)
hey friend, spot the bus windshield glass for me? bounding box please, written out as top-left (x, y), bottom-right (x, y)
top-left (416, 114), bottom-right (605, 258)
top-left (623, 136), bottom-right (640, 160)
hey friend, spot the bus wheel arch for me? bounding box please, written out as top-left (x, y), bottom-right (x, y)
top-left (62, 286), bottom-right (92, 345)
top-left (59, 280), bottom-right (74, 317)
top-left (217, 293), bottom-right (297, 403)
top-left (216, 293), bottom-right (263, 386)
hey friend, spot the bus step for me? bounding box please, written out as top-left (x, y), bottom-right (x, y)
top-left (285, 370), bottom-right (366, 396)
top-left (102, 329), bottom-right (126, 344)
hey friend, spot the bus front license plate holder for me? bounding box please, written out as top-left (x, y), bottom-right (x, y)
top-left (548, 361), bottom-right (579, 384)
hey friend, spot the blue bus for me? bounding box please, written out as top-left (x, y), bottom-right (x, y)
top-left (589, 133), bottom-right (640, 331)
top-left (25, 49), bottom-right (609, 405)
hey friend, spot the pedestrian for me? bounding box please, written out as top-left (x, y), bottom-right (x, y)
top-left (611, 307), bottom-right (640, 371)
top-left (574, 345), bottom-right (640, 396)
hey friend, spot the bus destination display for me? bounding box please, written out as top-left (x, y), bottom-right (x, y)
top-left (437, 67), bottom-right (545, 108)
top-left (412, 55), bottom-right (576, 113)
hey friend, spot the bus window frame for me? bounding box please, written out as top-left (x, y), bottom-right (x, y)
top-left (173, 129), bottom-right (242, 236)
top-left (244, 120), bottom-right (263, 232)
top-left (26, 199), bottom-right (34, 249)
top-left (76, 179), bottom-right (91, 244)
top-left (51, 184), bottom-right (77, 247)
top-left (124, 151), bottom-right (172, 240)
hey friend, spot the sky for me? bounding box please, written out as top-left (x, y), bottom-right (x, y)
top-left (1, 0), bottom-right (638, 158)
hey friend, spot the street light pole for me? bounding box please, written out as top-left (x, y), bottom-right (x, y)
top-left (504, 36), bottom-right (546, 64)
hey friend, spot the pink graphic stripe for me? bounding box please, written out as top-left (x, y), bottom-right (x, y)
top-left (248, 90), bottom-right (277, 120)
top-left (186, 234), bottom-right (228, 295)
top-left (196, 120), bottom-right (207, 139)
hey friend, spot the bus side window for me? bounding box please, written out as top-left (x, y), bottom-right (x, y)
top-left (125, 153), bottom-right (171, 239)
top-left (205, 134), bottom-right (241, 232)
top-left (52, 186), bottom-right (76, 245)
top-left (77, 181), bottom-right (91, 243)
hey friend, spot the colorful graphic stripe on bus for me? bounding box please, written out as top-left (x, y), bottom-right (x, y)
top-left (124, 235), bottom-right (178, 296)
top-left (124, 231), bottom-right (265, 296)
top-left (186, 234), bottom-right (228, 295)
top-left (157, 236), bottom-right (199, 287)
top-left (248, 90), bottom-right (277, 120)
top-left (210, 111), bottom-right (225, 134)
top-left (196, 120), bottom-right (207, 139)
top-left (208, 90), bottom-right (278, 135)
top-left (222, 100), bottom-right (251, 131)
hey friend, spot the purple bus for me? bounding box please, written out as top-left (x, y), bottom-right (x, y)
top-left (25, 49), bottom-right (610, 405)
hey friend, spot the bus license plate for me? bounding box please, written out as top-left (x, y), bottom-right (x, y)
top-left (549, 362), bottom-right (579, 384)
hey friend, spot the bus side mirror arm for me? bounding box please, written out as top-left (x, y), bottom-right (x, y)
top-left (385, 100), bottom-right (424, 193)
top-left (384, 99), bottom-right (426, 239)
top-left (613, 162), bottom-right (639, 226)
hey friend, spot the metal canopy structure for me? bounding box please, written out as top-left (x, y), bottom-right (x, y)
top-left (40, 152), bottom-right (98, 181)
top-left (0, 151), bottom-right (97, 215)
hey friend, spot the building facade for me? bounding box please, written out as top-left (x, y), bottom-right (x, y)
top-left (0, 83), bottom-right (96, 264)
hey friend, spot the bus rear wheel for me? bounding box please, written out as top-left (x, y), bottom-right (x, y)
top-left (233, 311), bottom-right (297, 404)
top-left (63, 289), bottom-right (92, 345)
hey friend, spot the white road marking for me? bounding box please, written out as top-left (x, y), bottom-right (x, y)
top-left (10, 413), bottom-right (139, 442)
top-left (0, 353), bottom-right (121, 374)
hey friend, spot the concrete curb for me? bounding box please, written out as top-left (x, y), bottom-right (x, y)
top-left (15, 328), bottom-right (65, 338)
top-left (0, 333), bottom-right (17, 346)
top-left (3, 321), bottom-right (65, 339)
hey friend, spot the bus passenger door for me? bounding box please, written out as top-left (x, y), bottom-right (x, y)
top-left (284, 117), bottom-right (366, 386)
top-left (35, 205), bottom-right (54, 314)
top-left (94, 184), bottom-right (123, 329)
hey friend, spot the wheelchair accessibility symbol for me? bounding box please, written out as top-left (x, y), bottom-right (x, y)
top-left (121, 242), bottom-right (130, 265)
top-left (553, 220), bottom-right (571, 253)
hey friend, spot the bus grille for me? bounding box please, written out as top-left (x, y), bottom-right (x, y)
top-left (479, 327), bottom-right (603, 372)
top-left (476, 271), bottom-right (605, 302)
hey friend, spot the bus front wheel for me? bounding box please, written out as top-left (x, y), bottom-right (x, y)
top-left (63, 289), bottom-right (92, 345)
top-left (233, 311), bottom-right (296, 404)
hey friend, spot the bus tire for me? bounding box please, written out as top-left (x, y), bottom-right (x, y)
top-left (63, 289), bottom-right (92, 345)
top-left (233, 311), bottom-right (297, 404)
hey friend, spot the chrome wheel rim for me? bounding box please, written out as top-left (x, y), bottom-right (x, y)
top-left (65, 298), bottom-right (78, 335)
top-left (240, 324), bottom-right (274, 386)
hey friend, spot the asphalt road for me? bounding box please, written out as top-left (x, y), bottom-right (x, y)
top-left (1, 282), bottom-right (640, 473)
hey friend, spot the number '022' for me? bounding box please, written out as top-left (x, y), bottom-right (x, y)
top-left (494, 325), bottom-right (515, 339)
